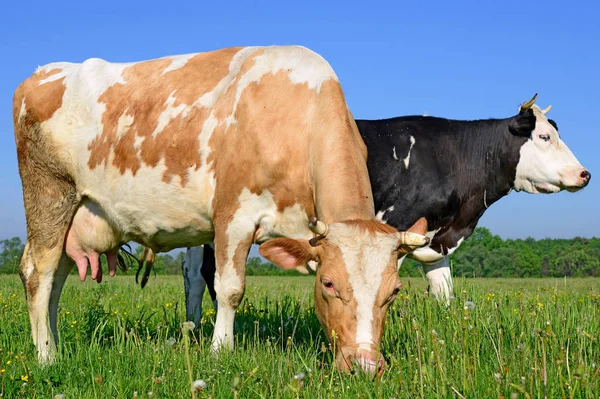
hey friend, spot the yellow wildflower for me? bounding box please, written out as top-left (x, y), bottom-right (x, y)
top-left (21, 375), bottom-right (28, 382)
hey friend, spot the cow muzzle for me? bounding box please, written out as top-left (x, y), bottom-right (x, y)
top-left (336, 346), bottom-right (386, 377)
top-left (562, 167), bottom-right (591, 192)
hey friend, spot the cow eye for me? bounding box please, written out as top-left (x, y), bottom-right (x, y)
top-left (538, 134), bottom-right (550, 142)
top-left (321, 277), bottom-right (336, 294)
top-left (387, 285), bottom-right (402, 303)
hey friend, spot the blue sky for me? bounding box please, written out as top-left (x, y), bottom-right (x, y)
top-left (0, 0), bottom-right (598, 244)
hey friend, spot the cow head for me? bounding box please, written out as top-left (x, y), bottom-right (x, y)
top-left (511, 94), bottom-right (591, 193)
top-left (259, 217), bottom-right (429, 376)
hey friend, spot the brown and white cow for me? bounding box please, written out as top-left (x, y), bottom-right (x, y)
top-left (12, 45), bottom-right (429, 374)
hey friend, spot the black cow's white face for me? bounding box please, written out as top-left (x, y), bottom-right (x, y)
top-left (514, 98), bottom-right (590, 194)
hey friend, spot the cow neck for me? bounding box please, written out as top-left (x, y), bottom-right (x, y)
top-left (454, 118), bottom-right (525, 210)
top-left (310, 122), bottom-right (376, 224)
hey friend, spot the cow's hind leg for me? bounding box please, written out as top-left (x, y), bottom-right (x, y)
top-left (16, 124), bottom-right (79, 364)
top-left (423, 256), bottom-right (454, 305)
top-left (20, 226), bottom-right (77, 365)
top-left (48, 255), bottom-right (75, 349)
top-left (211, 220), bottom-right (254, 351)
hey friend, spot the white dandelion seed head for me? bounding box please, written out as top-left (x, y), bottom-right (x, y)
top-left (165, 337), bottom-right (176, 347)
top-left (464, 301), bottom-right (475, 310)
top-left (294, 372), bottom-right (306, 381)
top-left (192, 379), bottom-right (207, 391)
top-left (182, 321), bottom-right (196, 332)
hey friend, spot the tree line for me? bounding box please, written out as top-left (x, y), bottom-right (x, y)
top-left (1, 227), bottom-right (599, 277)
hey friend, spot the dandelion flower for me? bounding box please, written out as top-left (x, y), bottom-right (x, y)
top-left (464, 301), bottom-right (475, 310)
top-left (54, 395), bottom-right (65, 399)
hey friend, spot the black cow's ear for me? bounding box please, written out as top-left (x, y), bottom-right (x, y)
top-left (509, 108), bottom-right (536, 137)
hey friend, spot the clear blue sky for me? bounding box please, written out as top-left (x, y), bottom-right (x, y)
top-left (1, 0), bottom-right (598, 244)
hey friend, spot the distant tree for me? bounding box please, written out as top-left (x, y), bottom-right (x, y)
top-left (1, 231), bottom-right (599, 278)
top-left (552, 250), bottom-right (599, 277)
top-left (246, 256), bottom-right (293, 276)
top-left (0, 237), bottom-right (25, 274)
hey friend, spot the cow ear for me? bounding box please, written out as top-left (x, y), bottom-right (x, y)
top-left (407, 217), bottom-right (428, 235)
top-left (509, 109), bottom-right (536, 137)
top-left (259, 238), bottom-right (317, 270)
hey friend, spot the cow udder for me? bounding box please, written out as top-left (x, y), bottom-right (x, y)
top-left (65, 200), bottom-right (122, 283)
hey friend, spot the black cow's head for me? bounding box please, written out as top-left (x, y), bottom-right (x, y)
top-left (509, 94), bottom-right (590, 193)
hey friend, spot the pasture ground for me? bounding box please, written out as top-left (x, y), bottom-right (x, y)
top-left (0, 275), bottom-right (599, 398)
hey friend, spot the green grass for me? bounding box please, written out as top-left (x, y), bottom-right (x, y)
top-left (0, 275), bottom-right (599, 398)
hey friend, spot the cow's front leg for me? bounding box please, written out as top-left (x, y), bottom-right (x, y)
top-left (423, 256), bottom-right (454, 305)
top-left (211, 220), bottom-right (254, 351)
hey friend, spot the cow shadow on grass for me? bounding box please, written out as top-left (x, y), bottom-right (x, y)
top-left (194, 294), bottom-right (328, 354)
top-left (62, 286), bottom-right (328, 358)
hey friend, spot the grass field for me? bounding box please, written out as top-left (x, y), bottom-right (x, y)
top-left (0, 275), bottom-right (599, 398)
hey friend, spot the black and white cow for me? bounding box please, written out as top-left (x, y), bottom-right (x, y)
top-left (140, 94), bottom-right (590, 322)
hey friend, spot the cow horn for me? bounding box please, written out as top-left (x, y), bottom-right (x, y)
top-left (520, 93), bottom-right (538, 112)
top-left (308, 217), bottom-right (329, 236)
top-left (397, 232), bottom-right (430, 247)
top-left (541, 105), bottom-right (552, 114)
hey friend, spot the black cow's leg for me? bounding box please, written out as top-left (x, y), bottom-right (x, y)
top-left (202, 244), bottom-right (218, 310)
top-left (423, 256), bottom-right (454, 305)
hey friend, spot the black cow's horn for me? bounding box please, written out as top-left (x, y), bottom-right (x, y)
top-left (520, 93), bottom-right (538, 112)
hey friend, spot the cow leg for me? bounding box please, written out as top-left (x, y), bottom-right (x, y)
top-left (20, 239), bottom-right (72, 365)
top-left (15, 119), bottom-right (80, 364)
top-left (48, 254), bottom-right (74, 347)
top-left (183, 247), bottom-right (208, 327)
top-left (202, 244), bottom-right (218, 310)
top-left (423, 256), bottom-right (454, 305)
top-left (211, 223), bottom-right (254, 351)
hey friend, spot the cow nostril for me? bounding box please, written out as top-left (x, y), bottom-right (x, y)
top-left (581, 170), bottom-right (591, 182)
